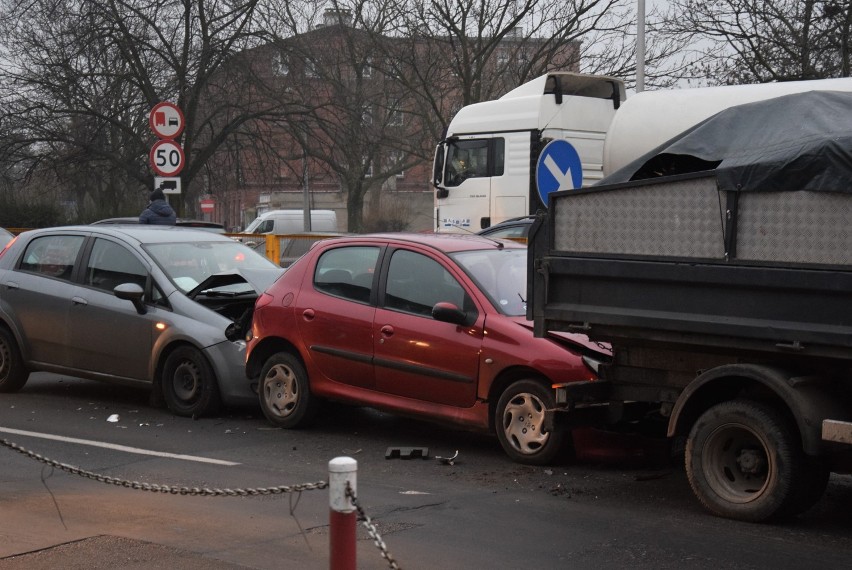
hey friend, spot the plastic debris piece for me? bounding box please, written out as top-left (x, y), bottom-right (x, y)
top-left (107, 414), bottom-right (120, 423)
top-left (435, 450), bottom-right (459, 465)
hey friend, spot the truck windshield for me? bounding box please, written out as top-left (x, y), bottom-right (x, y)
top-left (452, 248), bottom-right (526, 316)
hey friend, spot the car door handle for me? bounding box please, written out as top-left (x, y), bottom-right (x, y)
top-left (380, 325), bottom-right (394, 337)
top-left (71, 296), bottom-right (88, 306)
top-left (3, 281), bottom-right (19, 290)
top-left (302, 308), bottom-right (315, 321)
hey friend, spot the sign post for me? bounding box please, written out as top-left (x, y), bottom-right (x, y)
top-left (149, 102), bottom-right (185, 217)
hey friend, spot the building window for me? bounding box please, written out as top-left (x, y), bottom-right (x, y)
top-left (364, 157), bottom-right (373, 177)
top-left (389, 151), bottom-right (405, 178)
top-left (362, 105), bottom-right (373, 125)
top-left (362, 57), bottom-right (373, 78)
top-left (496, 49), bottom-right (508, 68)
top-left (273, 53), bottom-right (289, 76)
top-left (305, 59), bottom-right (319, 78)
top-left (388, 108), bottom-right (403, 127)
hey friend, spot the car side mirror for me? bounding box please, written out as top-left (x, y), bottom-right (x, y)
top-left (432, 301), bottom-right (469, 326)
top-left (114, 282), bottom-right (147, 315)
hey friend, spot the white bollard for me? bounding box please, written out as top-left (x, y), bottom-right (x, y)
top-left (328, 456), bottom-right (357, 570)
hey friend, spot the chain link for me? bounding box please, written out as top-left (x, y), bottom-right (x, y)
top-left (345, 481), bottom-right (400, 570)
top-left (1, 438), bottom-right (328, 496)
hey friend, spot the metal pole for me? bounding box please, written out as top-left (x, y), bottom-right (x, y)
top-left (636, 0), bottom-right (646, 92)
top-left (329, 457), bottom-right (357, 570)
top-left (303, 144), bottom-right (312, 232)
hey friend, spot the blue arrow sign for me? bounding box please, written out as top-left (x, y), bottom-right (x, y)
top-left (536, 140), bottom-right (583, 207)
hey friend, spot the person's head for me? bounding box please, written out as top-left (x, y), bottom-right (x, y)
top-left (150, 188), bottom-right (165, 202)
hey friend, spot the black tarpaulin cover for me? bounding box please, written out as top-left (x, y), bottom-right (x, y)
top-left (599, 90), bottom-right (852, 193)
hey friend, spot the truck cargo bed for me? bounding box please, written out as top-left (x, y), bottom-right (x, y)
top-left (530, 172), bottom-right (852, 362)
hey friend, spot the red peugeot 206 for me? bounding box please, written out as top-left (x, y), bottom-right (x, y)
top-left (246, 233), bottom-right (611, 465)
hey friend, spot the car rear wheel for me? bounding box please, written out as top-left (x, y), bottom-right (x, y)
top-left (0, 327), bottom-right (28, 393)
top-left (161, 346), bottom-right (221, 417)
top-left (495, 379), bottom-right (567, 465)
top-left (258, 352), bottom-right (318, 428)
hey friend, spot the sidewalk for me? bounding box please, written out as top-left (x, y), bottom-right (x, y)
top-left (0, 536), bottom-right (251, 569)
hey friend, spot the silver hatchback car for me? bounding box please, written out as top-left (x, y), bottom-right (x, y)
top-left (0, 225), bottom-right (283, 416)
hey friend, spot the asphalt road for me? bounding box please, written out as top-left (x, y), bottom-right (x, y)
top-left (2, 373), bottom-right (851, 569)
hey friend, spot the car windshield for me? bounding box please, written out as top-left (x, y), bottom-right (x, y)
top-left (451, 248), bottom-right (527, 316)
top-left (146, 240), bottom-right (277, 292)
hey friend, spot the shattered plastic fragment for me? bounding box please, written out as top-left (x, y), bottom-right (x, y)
top-left (107, 414), bottom-right (119, 423)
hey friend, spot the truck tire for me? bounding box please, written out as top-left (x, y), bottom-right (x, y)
top-left (686, 399), bottom-right (815, 522)
top-left (258, 352), bottom-right (319, 429)
top-left (0, 327), bottom-right (29, 393)
top-left (495, 379), bottom-right (568, 465)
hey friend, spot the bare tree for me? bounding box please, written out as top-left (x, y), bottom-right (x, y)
top-left (0, 0), bottom-right (295, 221)
top-left (659, 0), bottom-right (852, 85)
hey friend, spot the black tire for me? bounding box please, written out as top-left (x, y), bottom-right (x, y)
top-left (258, 352), bottom-right (318, 428)
top-left (161, 346), bottom-right (221, 417)
top-left (495, 379), bottom-right (568, 465)
top-left (0, 327), bottom-right (28, 393)
top-left (686, 400), bottom-right (813, 522)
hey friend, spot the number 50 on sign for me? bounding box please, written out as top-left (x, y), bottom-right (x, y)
top-left (150, 139), bottom-right (185, 177)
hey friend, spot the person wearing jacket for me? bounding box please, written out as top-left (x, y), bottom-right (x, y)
top-left (139, 188), bottom-right (177, 225)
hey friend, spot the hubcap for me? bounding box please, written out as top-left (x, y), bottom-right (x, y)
top-left (173, 360), bottom-right (201, 402)
top-left (703, 423), bottom-right (771, 504)
top-left (502, 392), bottom-right (550, 455)
top-left (263, 364), bottom-right (299, 418)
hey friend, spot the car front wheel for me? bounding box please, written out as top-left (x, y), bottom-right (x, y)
top-left (161, 346), bottom-right (221, 417)
top-left (0, 327), bottom-right (28, 393)
top-left (495, 379), bottom-right (567, 465)
top-left (258, 352), bottom-right (318, 428)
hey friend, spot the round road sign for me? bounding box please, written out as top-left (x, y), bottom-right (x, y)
top-left (150, 139), bottom-right (185, 177)
top-left (149, 101), bottom-right (185, 139)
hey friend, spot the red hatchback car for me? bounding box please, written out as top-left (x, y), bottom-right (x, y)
top-left (246, 233), bottom-right (610, 464)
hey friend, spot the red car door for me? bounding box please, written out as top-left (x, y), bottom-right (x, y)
top-left (373, 247), bottom-right (482, 408)
top-left (294, 244), bottom-right (381, 390)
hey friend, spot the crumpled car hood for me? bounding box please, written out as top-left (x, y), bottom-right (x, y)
top-left (188, 267), bottom-right (284, 299)
top-left (508, 316), bottom-right (613, 360)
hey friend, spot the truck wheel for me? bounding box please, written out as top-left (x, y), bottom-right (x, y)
top-left (258, 352), bottom-right (318, 428)
top-left (161, 346), bottom-right (221, 417)
top-left (0, 327), bottom-right (29, 393)
top-left (495, 379), bottom-right (567, 465)
top-left (686, 400), bottom-right (811, 522)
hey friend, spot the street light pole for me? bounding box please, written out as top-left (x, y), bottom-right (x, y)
top-left (636, 0), bottom-right (646, 92)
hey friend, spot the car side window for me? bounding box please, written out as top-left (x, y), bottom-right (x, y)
top-left (85, 238), bottom-right (147, 293)
top-left (384, 249), bottom-right (470, 318)
top-left (314, 246), bottom-right (380, 303)
top-left (19, 235), bottom-right (85, 281)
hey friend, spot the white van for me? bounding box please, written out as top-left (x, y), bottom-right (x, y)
top-left (243, 209), bottom-right (338, 234)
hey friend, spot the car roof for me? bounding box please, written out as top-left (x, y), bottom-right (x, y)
top-left (23, 225), bottom-right (236, 245)
top-left (336, 232), bottom-right (527, 254)
top-left (92, 217), bottom-right (225, 231)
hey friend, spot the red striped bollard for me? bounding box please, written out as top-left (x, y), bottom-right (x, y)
top-left (329, 456), bottom-right (357, 570)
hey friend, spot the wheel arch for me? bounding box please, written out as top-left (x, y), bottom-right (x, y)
top-left (668, 363), bottom-right (842, 455)
top-left (247, 337), bottom-right (305, 382)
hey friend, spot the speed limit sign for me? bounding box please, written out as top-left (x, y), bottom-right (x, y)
top-left (150, 139), bottom-right (185, 176)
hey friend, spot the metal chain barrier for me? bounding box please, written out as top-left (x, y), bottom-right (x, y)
top-left (1, 438), bottom-right (327, 496)
top-left (345, 481), bottom-right (400, 570)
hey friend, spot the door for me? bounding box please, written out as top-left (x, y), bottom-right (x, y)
top-left (294, 245), bottom-right (381, 389)
top-left (68, 238), bottom-right (154, 380)
top-left (374, 248), bottom-right (482, 407)
top-left (2, 234), bottom-right (86, 368)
